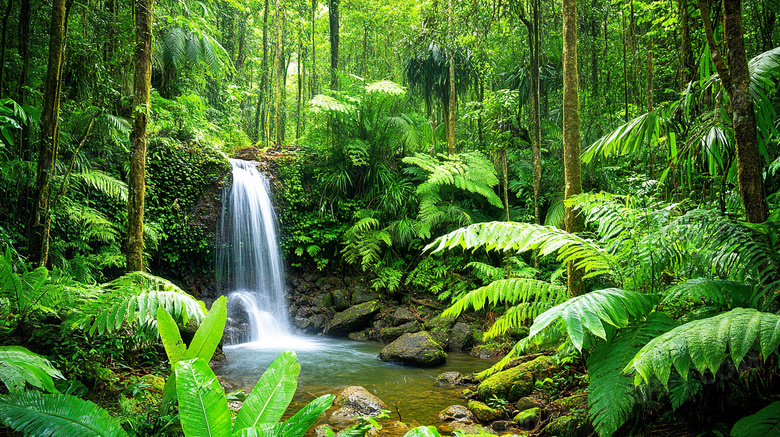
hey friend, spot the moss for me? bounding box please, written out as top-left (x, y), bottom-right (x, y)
top-left (476, 356), bottom-right (557, 403)
top-left (543, 415), bottom-right (592, 437)
top-left (467, 400), bottom-right (506, 422)
top-left (513, 407), bottom-right (541, 429)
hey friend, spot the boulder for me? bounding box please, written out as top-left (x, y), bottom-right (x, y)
top-left (490, 420), bottom-right (512, 432)
top-left (378, 331), bottom-right (447, 367)
top-left (424, 314), bottom-right (456, 348)
top-left (514, 397), bottom-right (542, 412)
top-left (316, 276), bottom-right (344, 291)
top-left (439, 404), bottom-right (474, 422)
top-left (436, 371), bottom-right (462, 385)
top-left (351, 284), bottom-right (379, 304)
top-left (513, 407), bottom-right (541, 429)
top-left (392, 308), bottom-right (418, 326)
top-left (313, 292), bottom-right (334, 310)
top-left (295, 313), bottom-right (329, 333)
top-left (331, 289), bottom-right (351, 311)
top-left (332, 386), bottom-right (388, 418)
top-left (367, 421), bottom-right (410, 437)
top-left (542, 415), bottom-right (592, 437)
top-left (378, 320), bottom-right (422, 343)
top-left (551, 393), bottom-right (587, 411)
top-left (467, 400), bottom-right (505, 423)
top-left (326, 301), bottom-right (380, 336)
top-left (476, 356), bottom-right (555, 403)
top-left (449, 423), bottom-right (498, 435)
top-left (448, 322), bottom-right (473, 351)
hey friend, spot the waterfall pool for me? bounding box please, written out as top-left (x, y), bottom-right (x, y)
top-left (214, 335), bottom-right (497, 434)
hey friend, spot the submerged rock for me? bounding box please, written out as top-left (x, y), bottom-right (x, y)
top-left (367, 421), bottom-right (410, 436)
top-left (439, 404), bottom-right (474, 422)
top-left (452, 420), bottom-right (500, 435)
top-left (378, 331), bottom-right (447, 367)
top-left (332, 386), bottom-right (388, 418)
top-left (326, 301), bottom-right (381, 336)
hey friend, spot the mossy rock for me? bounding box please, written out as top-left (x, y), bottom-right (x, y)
top-left (476, 367), bottom-right (534, 403)
top-left (378, 331), bottom-right (446, 367)
top-left (515, 396), bottom-right (542, 412)
top-left (326, 301), bottom-right (380, 336)
top-left (448, 322), bottom-right (474, 351)
top-left (351, 284), bottom-right (379, 304)
top-left (542, 415), bottom-right (592, 437)
top-left (467, 400), bottom-right (506, 423)
top-left (331, 289), bottom-right (351, 311)
top-left (512, 407), bottom-right (541, 429)
top-left (424, 313), bottom-right (457, 331)
top-left (551, 393), bottom-right (587, 411)
top-left (378, 320), bottom-right (422, 343)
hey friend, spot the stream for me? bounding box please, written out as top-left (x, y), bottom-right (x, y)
top-left (214, 335), bottom-right (497, 433)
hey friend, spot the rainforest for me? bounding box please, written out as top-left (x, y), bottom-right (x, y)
top-left (1, 0), bottom-right (780, 436)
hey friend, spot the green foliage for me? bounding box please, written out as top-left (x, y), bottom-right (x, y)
top-left (587, 313), bottom-right (676, 437)
top-left (0, 391), bottom-right (129, 437)
top-left (626, 308), bottom-right (780, 388)
top-left (661, 278), bottom-right (755, 311)
top-left (402, 426), bottom-right (442, 437)
top-left (175, 358), bottom-right (232, 437)
top-left (0, 346), bottom-right (64, 393)
top-left (341, 210), bottom-right (392, 271)
top-left (731, 401), bottom-right (780, 436)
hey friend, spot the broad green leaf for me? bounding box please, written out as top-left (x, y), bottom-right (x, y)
top-left (731, 401), bottom-right (780, 436)
top-left (183, 295), bottom-right (227, 362)
top-left (175, 358), bottom-right (231, 437)
top-left (156, 306), bottom-right (186, 363)
top-left (402, 426), bottom-right (442, 437)
top-left (234, 351), bottom-right (300, 431)
top-left (280, 394), bottom-right (335, 436)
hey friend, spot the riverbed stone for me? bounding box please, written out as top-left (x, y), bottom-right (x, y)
top-left (351, 284), bottom-right (379, 304)
top-left (448, 322), bottom-right (473, 351)
top-left (515, 397), bottom-right (542, 412)
top-left (436, 371), bottom-right (462, 385)
top-left (378, 320), bottom-right (422, 343)
top-left (316, 276), bottom-right (344, 291)
top-left (476, 356), bottom-right (555, 403)
top-left (551, 393), bottom-right (587, 411)
top-left (296, 313), bottom-right (329, 333)
top-left (439, 404), bottom-right (474, 422)
top-left (378, 331), bottom-right (447, 367)
top-left (449, 423), bottom-right (499, 435)
top-left (542, 415), bottom-right (592, 437)
top-left (326, 301), bottom-right (380, 336)
top-left (367, 421), bottom-right (410, 437)
top-left (392, 308), bottom-right (417, 326)
top-left (467, 400), bottom-right (505, 422)
top-left (331, 289), bottom-right (351, 311)
top-left (333, 386), bottom-right (388, 417)
top-left (513, 407), bottom-right (541, 429)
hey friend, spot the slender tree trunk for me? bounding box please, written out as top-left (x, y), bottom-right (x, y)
top-left (17, 0), bottom-right (30, 160)
top-left (532, 0), bottom-right (541, 231)
top-left (235, 12), bottom-right (248, 74)
top-left (29, 0), bottom-right (68, 266)
top-left (311, 0), bottom-right (317, 97)
top-left (275, 0), bottom-right (282, 146)
top-left (563, 0), bottom-right (583, 295)
top-left (759, 0), bottom-right (776, 52)
top-left (622, 7), bottom-right (628, 120)
top-left (0, 0), bottom-right (14, 95)
top-left (679, 0), bottom-right (694, 86)
top-left (126, 0), bottom-right (154, 272)
top-left (446, 0), bottom-right (456, 155)
top-left (254, 0), bottom-right (270, 143)
top-left (328, 0), bottom-right (339, 90)
top-left (296, 36), bottom-right (302, 141)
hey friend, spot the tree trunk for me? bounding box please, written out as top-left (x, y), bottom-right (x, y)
top-left (724, 0), bottom-right (768, 223)
top-left (679, 0), bottom-right (694, 86)
top-left (563, 0), bottom-right (583, 295)
top-left (0, 0), bottom-right (15, 95)
top-left (446, 0), bottom-right (456, 155)
top-left (28, 0), bottom-right (68, 266)
top-left (296, 36), bottom-right (302, 141)
top-left (311, 0), bottom-right (317, 97)
top-left (126, 0), bottom-right (154, 272)
top-left (275, 0), bottom-right (282, 146)
top-left (16, 0), bottom-right (30, 160)
top-left (328, 0), bottom-right (339, 90)
top-left (254, 0), bottom-right (270, 143)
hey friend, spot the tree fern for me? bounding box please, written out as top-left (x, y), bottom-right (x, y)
top-left (0, 391), bottom-right (128, 437)
top-left (68, 170), bottom-right (128, 203)
top-left (731, 401), bottom-right (780, 436)
top-left (425, 221), bottom-right (618, 282)
top-left (626, 308), bottom-right (780, 388)
top-left (0, 346), bottom-right (63, 393)
top-left (586, 313), bottom-right (677, 437)
top-left (661, 278), bottom-right (755, 310)
top-left (528, 288), bottom-right (658, 351)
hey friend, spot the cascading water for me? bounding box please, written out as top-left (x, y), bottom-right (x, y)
top-left (217, 159), bottom-right (289, 344)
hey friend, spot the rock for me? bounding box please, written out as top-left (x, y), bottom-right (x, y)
top-left (331, 289), bottom-right (351, 311)
top-left (514, 397), bottom-right (542, 412)
top-left (462, 388), bottom-right (477, 399)
top-left (378, 320), bottom-right (422, 343)
top-left (476, 356), bottom-right (556, 403)
top-left (490, 420), bottom-right (512, 432)
top-left (316, 276), bottom-right (344, 291)
top-left (367, 421), bottom-right (410, 437)
top-left (348, 330), bottom-right (369, 341)
top-left (351, 284), bottom-right (379, 304)
top-left (551, 393), bottom-right (587, 411)
top-left (424, 314), bottom-right (456, 348)
top-left (513, 407), bottom-right (541, 429)
top-left (326, 301), bottom-right (381, 336)
top-left (449, 423), bottom-right (499, 435)
top-left (302, 272), bottom-right (318, 283)
top-left (448, 322), bottom-right (473, 351)
top-left (313, 293), bottom-right (334, 310)
top-left (439, 405), bottom-right (474, 422)
top-left (392, 308), bottom-right (418, 326)
top-left (542, 415), bottom-right (592, 437)
top-left (467, 400), bottom-right (505, 422)
top-left (315, 425), bottom-right (334, 437)
top-left (378, 331), bottom-right (447, 367)
top-left (469, 345), bottom-right (503, 359)
top-left (436, 371), bottom-right (462, 385)
top-left (333, 386), bottom-right (388, 417)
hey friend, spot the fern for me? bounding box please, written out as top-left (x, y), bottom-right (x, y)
top-left (528, 288), bottom-right (658, 351)
top-left (426, 221), bottom-right (618, 282)
top-left (587, 313), bottom-right (676, 437)
top-left (69, 170), bottom-right (128, 203)
top-left (0, 346), bottom-right (64, 393)
top-left (0, 391), bottom-right (128, 437)
top-left (661, 278), bottom-right (755, 310)
top-left (341, 211), bottom-right (392, 271)
top-left (73, 272), bottom-right (205, 336)
top-left (626, 308), bottom-right (780, 388)
top-left (365, 80), bottom-right (406, 96)
top-left (731, 401), bottom-right (780, 436)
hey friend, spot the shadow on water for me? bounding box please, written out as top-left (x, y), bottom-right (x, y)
top-left (214, 335), bottom-right (497, 431)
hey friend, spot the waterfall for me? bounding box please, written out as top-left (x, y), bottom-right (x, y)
top-left (217, 159), bottom-right (289, 344)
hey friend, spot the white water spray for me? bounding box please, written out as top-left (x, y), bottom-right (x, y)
top-left (217, 159), bottom-right (289, 343)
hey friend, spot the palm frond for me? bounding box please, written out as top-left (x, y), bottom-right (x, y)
top-left (626, 308), bottom-right (780, 388)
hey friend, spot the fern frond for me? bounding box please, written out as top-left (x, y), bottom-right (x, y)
top-left (70, 170), bottom-right (128, 203)
top-left (587, 313), bottom-right (676, 437)
top-left (465, 261), bottom-right (505, 283)
top-left (661, 278), bottom-right (754, 310)
top-left (0, 391), bottom-right (128, 437)
top-left (365, 80), bottom-right (406, 96)
top-left (426, 221), bottom-right (618, 282)
top-left (626, 308), bottom-right (780, 388)
top-left (402, 152), bottom-right (502, 208)
top-left (528, 288), bottom-right (658, 351)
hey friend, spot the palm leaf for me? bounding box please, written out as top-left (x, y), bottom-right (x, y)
top-left (234, 351), bottom-right (300, 431)
top-left (0, 391), bottom-right (128, 437)
top-left (626, 308), bottom-right (780, 388)
top-left (175, 358), bottom-right (231, 437)
top-left (731, 401), bottom-right (780, 436)
top-left (587, 313), bottom-right (676, 437)
top-left (528, 288), bottom-right (658, 351)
